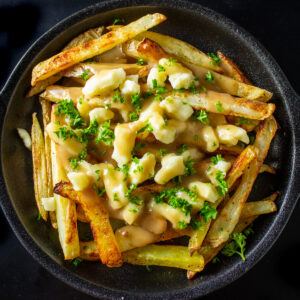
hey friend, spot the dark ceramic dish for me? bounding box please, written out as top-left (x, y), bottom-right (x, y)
top-left (1, 1), bottom-right (300, 299)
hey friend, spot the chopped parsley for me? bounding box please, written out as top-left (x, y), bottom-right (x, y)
top-left (205, 71), bottom-right (214, 82)
top-left (146, 265), bottom-right (151, 272)
top-left (72, 258), bottom-right (83, 267)
top-left (249, 135), bottom-right (256, 145)
top-left (129, 196), bottom-right (143, 206)
top-left (131, 93), bottom-right (143, 110)
top-left (122, 164), bottom-right (130, 181)
top-left (178, 144), bottom-right (188, 154)
top-left (55, 99), bottom-right (86, 128)
top-left (194, 134), bottom-right (199, 141)
top-left (194, 110), bottom-right (209, 124)
top-left (55, 127), bottom-right (77, 141)
top-left (210, 154), bottom-right (224, 165)
top-left (126, 184), bottom-right (137, 198)
top-left (156, 149), bottom-right (167, 157)
top-left (93, 184), bottom-right (106, 197)
top-left (212, 257), bottom-right (221, 263)
top-left (207, 52), bottom-right (221, 65)
top-left (132, 157), bottom-right (140, 164)
top-left (221, 232), bottom-right (247, 260)
top-left (143, 91), bottom-right (154, 99)
top-left (131, 142), bottom-right (145, 155)
top-left (95, 120), bottom-right (114, 146)
top-left (95, 169), bottom-right (101, 181)
top-left (152, 79), bottom-right (158, 89)
top-left (178, 220), bottom-right (188, 229)
top-left (158, 64), bottom-right (166, 72)
top-left (133, 165), bottom-right (144, 174)
top-left (216, 170), bottom-right (228, 196)
top-left (188, 80), bottom-right (201, 94)
top-left (112, 90), bottom-right (125, 103)
top-left (37, 213), bottom-right (41, 221)
top-left (216, 101), bottom-right (223, 112)
top-left (112, 17), bottom-right (124, 25)
top-left (136, 58), bottom-right (144, 66)
top-left (136, 123), bottom-right (153, 134)
top-left (113, 193), bottom-right (120, 202)
top-left (184, 157), bottom-right (196, 176)
top-left (168, 57), bottom-right (177, 65)
top-left (200, 202), bottom-right (217, 222)
top-left (129, 111), bottom-right (139, 121)
top-left (78, 69), bottom-right (90, 81)
top-left (190, 218), bottom-right (203, 230)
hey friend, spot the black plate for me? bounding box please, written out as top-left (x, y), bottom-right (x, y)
top-left (1, 1), bottom-right (300, 299)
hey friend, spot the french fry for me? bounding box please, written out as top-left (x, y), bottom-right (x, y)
top-left (80, 241), bottom-right (99, 261)
top-left (40, 99), bottom-right (57, 228)
top-left (51, 106), bottom-right (80, 259)
top-left (122, 245), bottom-right (204, 272)
top-left (217, 51), bottom-right (252, 84)
top-left (259, 164), bottom-right (276, 174)
top-left (205, 116), bottom-right (278, 248)
top-left (31, 13), bottom-right (167, 85)
top-left (26, 26), bottom-right (104, 97)
top-left (31, 113), bottom-right (48, 221)
top-left (188, 146), bottom-right (257, 254)
top-left (134, 37), bottom-right (273, 102)
top-left (240, 191), bottom-right (279, 218)
top-left (76, 205), bottom-right (88, 223)
top-left (54, 181), bottom-right (122, 266)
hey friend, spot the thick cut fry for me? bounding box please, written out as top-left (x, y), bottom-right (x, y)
top-left (205, 117), bottom-right (278, 248)
top-left (80, 241), bottom-right (99, 261)
top-left (259, 164), bottom-right (276, 174)
top-left (122, 245), bottom-right (204, 272)
top-left (135, 37), bottom-right (273, 102)
top-left (40, 99), bottom-right (57, 228)
top-left (77, 205), bottom-right (88, 223)
top-left (54, 181), bottom-right (122, 266)
top-left (51, 106), bottom-right (80, 259)
top-left (137, 31), bottom-right (223, 72)
top-left (185, 91), bottom-right (275, 120)
top-left (27, 26), bottom-right (104, 97)
top-left (188, 145), bottom-right (257, 254)
top-left (240, 191), bottom-right (279, 218)
top-left (31, 113), bottom-right (48, 221)
top-left (31, 13), bottom-right (167, 85)
top-left (217, 51), bottom-right (251, 84)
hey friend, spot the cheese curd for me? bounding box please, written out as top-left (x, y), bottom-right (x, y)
top-left (147, 67), bottom-right (167, 88)
top-left (120, 78), bottom-right (140, 96)
top-left (128, 153), bottom-right (156, 185)
top-left (112, 123), bottom-right (137, 167)
top-left (180, 147), bottom-right (205, 162)
top-left (216, 124), bottom-right (249, 146)
top-left (154, 154), bottom-right (185, 184)
top-left (82, 68), bottom-right (126, 97)
top-left (160, 96), bottom-right (194, 121)
top-left (199, 125), bottom-right (219, 152)
top-left (122, 201), bottom-right (144, 225)
top-left (206, 159), bottom-right (232, 186)
top-left (158, 58), bottom-right (192, 75)
top-left (41, 197), bottom-right (56, 211)
top-left (67, 172), bottom-right (90, 191)
top-left (149, 199), bottom-right (191, 229)
top-left (89, 107), bottom-right (114, 123)
top-left (103, 165), bottom-right (128, 209)
top-left (189, 181), bottom-right (219, 203)
top-left (168, 73), bottom-right (195, 90)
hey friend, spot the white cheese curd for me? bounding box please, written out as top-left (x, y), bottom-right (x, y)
top-left (180, 147), bottom-right (205, 162)
top-left (122, 201), bottom-right (144, 225)
top-left (147, 67), bottom-right (167, 88)
top-left (148, 199), bottom-right (191, 229)
top-left (154, 153), bottom-right (185, 184)
top-left (89, 107), bottom-right (114, 123)
top-left (82, 68), bottom-right (126, 97)
top-left (216, 124), bottom-right (249, 146)
top-left (149, 112), bottom-right (177, 144)
top-left (199, 125), bottom-right (219, 152)
top-left (189, 181), bottom-right (219, 203)
top-left (160, 96), bottom-right (194, 121)
top-left (158, 58), bottom-right (192, 75)
top-left (67, 172), bottom-right (90, 191)
top-left (120, 79), bottom-right (140, 96)
top-left (41, 197), bottom-right (56, 211)
top-left (168, 73), bottom-right (195, 90)
top-left (206, 159), bottom-right (232, 186)
top-left (139, 100), bottom-right (163, 122)
top-left (112, 123), bottom-right (137, 167)
top-left (128, 153), bottom-right (156, 185)
top-left (103, 164), bottom-right (129, 209)
top-left (175, 190), bottom-right (204, 212)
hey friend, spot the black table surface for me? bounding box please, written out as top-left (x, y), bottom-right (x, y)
top-left (0, 0), bottom-right (300, 299)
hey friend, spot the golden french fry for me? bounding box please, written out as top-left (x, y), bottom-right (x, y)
top-left (40, 99), bottom-right (57, 229)
top-left (79, 241), bottom-right (99, 261)
top-left (77, 205), bottom-right (88, 223)
top-left (51, 106), bottom-right (80, 259)
top-left (54, 181), bottom-right (122, 266)
top-left (188, 146), bottom-right (257, 254)
top-left (259, 164), bottom-right (276, 174)
top-left (217, 51), bottom-right (251, 84)
top-left (31, 13), bottom-right (167, 85)
top-left (240, 191), bottom-right (280, 218)
top-left (205, 116), bottom-right (278, 248)
top-left (122, 245), bottom-right (204, 272)
top-left (31, 113), bottom-right (48, 221)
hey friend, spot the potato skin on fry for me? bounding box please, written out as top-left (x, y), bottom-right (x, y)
top-left (54, 181), bottom-right (122, 266)
top-left (31, 13), bottom-right (167, 85)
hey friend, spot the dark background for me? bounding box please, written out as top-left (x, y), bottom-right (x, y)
top-left (0, 0), bottom-right (299, 299)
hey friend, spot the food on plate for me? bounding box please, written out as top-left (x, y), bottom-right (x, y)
top-left (23, 13), bottom-right (279, 277)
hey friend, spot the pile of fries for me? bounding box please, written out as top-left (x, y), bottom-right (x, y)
top-left (19, 13), bottom-right (280, 278)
